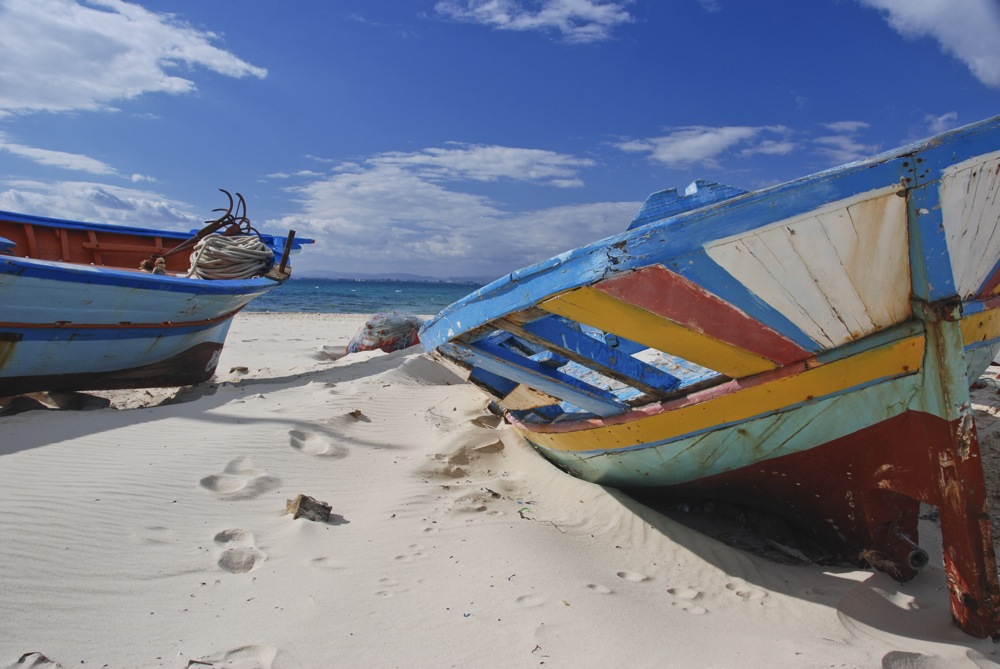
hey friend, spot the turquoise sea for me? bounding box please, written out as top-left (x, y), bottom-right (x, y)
top-left (245, 278), bottom-right (483, 315)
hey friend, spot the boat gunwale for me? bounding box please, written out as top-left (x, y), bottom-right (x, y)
top-left (0, 254), bottom-right (282, 296)
top-left (419, 114), bottom-right (1000, 351)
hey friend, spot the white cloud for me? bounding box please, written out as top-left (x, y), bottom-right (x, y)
top-left (924, 111), bottom-right (960, 135)
top-left (0, 0), bottom-right (267, 115)
top-left (266, 144), bottom-right (632, 278)
top-left (435, 0), bottom-right (634, 43)
top-left (0, 131), bottom-right (116, 174)
top-left (812, 122), bottom-right (881, 164)
top-left (823, 120), bottom-right (870, 134)
top-left (370, 144), bottom-right (594, 186)
top-left (858, 0), bottom-right (1000, 88)
top-left (614, 126), bottom-right (794, 168)
top-left (0, 180), bottom-right (199, 228)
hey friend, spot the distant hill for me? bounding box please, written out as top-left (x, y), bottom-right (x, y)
top-left (295, 271), bottom-right (492, 285)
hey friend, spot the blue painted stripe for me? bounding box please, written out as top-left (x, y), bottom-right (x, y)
top-left (1, 257), bottom-right (279, 296)
top-left (469, 366), bottom-right (519, 396)
top-left (519, 315), bottom-right (681, 393)
top-left (663, 250), bottom-right (821, 353)
top-left (908, 183), bottom-right (955, 302)
top-left (441, 341), bottom-right (628, 417)
top-left (0, 208), bottom-right (312, 252)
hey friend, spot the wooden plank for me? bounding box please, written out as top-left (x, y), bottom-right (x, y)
top-left (517, 334), bottom-right (924, 453)
top-left (80, 242), bottom-right (171, 254)
top-left (593, 265), bottom-right (810, 365)
top-left (705, 191), bottom-right (910, 349)
top-left (56, 228), bottom-right (70, 261)
top-left (23, 223), bottom-right (37, 257)
top-left (501, 383), bottom-right (562, 411)
top-left (86, 230), bottom-right (102, 265)
top-left (540, 286), bottom-right (779, 378)
top-left (664, 250), bottom-right (821, 353)
top-left (938, 152), bottom-right (1000, 297)
top-left (497, 314), bottom-right (681, 397)
top-left (961, 303), bottom-right (1000, 348)
top-left (439, 341), bottom-right (628, 417)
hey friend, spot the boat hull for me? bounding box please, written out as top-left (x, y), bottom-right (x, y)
top-left (0, 260), bottom-right (274, 394)
top-left (420, 115), bottom-right (1000, 636)
top-left (0, 205), bottom-right (305, 395)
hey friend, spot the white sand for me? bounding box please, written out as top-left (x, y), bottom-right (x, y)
top-left (3, 312), bottom-right (1000, 668)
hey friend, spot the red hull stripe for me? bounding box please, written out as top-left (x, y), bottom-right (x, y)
top-left (594, 265), bottom-right (811, 365)
top-left (978, 259), bottom-right (1000, 298)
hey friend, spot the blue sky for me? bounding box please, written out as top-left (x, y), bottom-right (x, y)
top-left (1, 0), bottom-right (999, 280)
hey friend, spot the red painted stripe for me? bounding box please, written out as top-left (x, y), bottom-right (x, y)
top-left (594, 265), bottom-right (810, 365)
top-left (978, 260), bottom-right (1000, 298)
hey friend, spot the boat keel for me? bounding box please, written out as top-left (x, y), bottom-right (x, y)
top-left (667, 410), bottom-right (1000, 637)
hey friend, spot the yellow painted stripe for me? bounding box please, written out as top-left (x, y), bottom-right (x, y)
top-left (540, 287), bottom-right (778, 378)
top-left (961, 306), bottom-right (1000, 345)
top-left (521, 334), bottom-right (925, 453)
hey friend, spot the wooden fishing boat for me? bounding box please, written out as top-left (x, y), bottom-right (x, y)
top-left (0, 192), bottom-right (311, 395)
top-left (420, 116), bottom-right (1000, 637)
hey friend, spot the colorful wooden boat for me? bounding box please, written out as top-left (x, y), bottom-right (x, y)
top-left (0, 192), bottom-right (311, 395)
top-left (420, 116), bottom-right (1000, 637)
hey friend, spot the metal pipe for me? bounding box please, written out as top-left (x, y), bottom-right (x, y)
top-left (894, 526), bottom-right (930, 571)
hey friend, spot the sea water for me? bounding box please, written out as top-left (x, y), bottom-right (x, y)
top-left (246, 278), bottom-right (482, 315)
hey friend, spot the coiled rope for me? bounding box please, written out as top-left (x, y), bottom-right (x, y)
top-left (186, 234), bottom-right (274, 280)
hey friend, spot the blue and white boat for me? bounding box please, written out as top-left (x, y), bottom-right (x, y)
top-left (0, 193), bottom-right (311, 395)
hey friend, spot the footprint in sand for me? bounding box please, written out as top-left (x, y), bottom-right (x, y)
top-left (289, 429), bottom-right (349, 458)
top-left (725, 581), bottom-right (768, 602)
top-left (200, 457), bottom-right (281, 500)
top-left (214, 528), bottom-right (266, 574)
top-left (670, 601), bottom-right (708, 615)
top-left (667, 586), bottom-right (703, 601)
top-left (666, 586), bottom-right (708, 614)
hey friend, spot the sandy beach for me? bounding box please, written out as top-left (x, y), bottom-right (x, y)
top-left (3, 312), bottom-right (1000, 668)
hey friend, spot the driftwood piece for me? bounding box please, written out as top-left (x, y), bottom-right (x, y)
top-left (285, 494), bottom-right (332, 522)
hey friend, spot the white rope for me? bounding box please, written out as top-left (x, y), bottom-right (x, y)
top-left (186, 234), bottom-right (274, 280)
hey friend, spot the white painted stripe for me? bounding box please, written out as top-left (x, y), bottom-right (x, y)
top-left (941, 150), bottom-right (1000, 298)
top-left (705, 189), bottom-right (910, 349)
